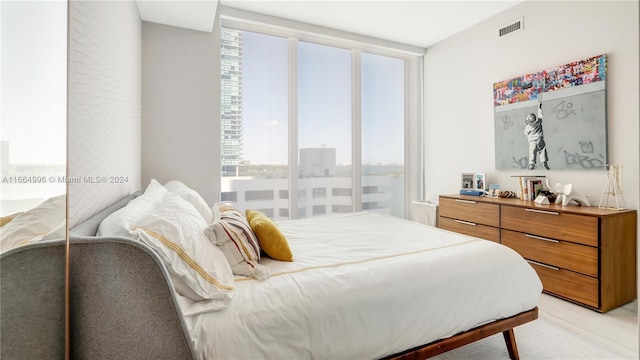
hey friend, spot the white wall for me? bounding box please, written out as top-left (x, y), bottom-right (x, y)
top-left (141, 19), bottom-right (221, 206)
top-left (424, 0), bottom-right (638, 211)
top-left (424, 0), bottom-right (639, 299)
top-left (67, 1), bottom-right (142, 227)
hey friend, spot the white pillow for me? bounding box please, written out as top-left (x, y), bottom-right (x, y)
top-left (131, 192), bottom-right (234, 310)
top-left (97, 179), bottom-right (166, 238)
top-left (0, 194), bottom-right (66, 253)
top-left (164, 180), bottom-right (213, 223)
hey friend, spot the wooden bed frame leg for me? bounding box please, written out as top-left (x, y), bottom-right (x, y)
top-left (502, 329), bottom-right (519, 360)
top-left (382, 308), bottom-right (536, 360)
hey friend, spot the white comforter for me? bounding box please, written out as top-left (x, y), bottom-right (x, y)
top-left (180, 212), bottom-right (542, 360)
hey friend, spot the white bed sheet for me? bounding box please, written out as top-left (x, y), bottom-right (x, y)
top-left (179, 212), bottom-right (542, 360)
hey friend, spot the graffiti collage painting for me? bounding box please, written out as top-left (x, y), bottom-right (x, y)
top-left (493, 54), bottom-right (607, 171)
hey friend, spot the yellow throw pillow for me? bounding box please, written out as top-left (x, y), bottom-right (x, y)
top-left (246, 210), bottom-right (293, 262)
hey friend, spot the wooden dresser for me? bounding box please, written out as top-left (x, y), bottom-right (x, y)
top-left (438, 194), bottom-right (637, 312)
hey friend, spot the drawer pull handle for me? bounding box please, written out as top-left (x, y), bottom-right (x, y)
top-left (527, 260), bottom-right (560, 271)
top-left (454, 219), bottom-right (477, 226)
top-left (525, 208), bottom-right (560, 215)
top-left (455, 199), bottom-right (477, 204)
top-left (525, 234), bottom-right (560, 243)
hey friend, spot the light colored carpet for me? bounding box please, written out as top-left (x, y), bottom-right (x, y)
top-left (431, 317), bottom-right (634, 360)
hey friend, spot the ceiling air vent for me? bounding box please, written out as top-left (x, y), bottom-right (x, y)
top-left (499, 18), bottom-right (523, 37)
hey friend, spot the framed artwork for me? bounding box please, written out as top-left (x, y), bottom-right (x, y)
top-left (493, 54), bottom-right (607, 171)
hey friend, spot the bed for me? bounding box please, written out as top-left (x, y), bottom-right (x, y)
top-left (78, 179), bottom-right (542, 360)
top-left (180, 212), bottom-right (541, 359)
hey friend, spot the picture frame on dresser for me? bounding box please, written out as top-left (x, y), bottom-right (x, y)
top-left (474, 173), bottom-right (485, 191)
top-left (488, 184), bottom-right (500, 198)
top-left (461, 173), bottom-right (475, 190)
top-left (461, 173), bottom-right (485, 191)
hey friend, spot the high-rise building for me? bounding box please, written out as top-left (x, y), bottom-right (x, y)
top-left (220, 28), bottom-right (243, 176)
top-left (299, 147), bottom-right (336, 177)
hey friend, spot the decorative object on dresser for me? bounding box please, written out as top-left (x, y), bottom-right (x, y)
top-left (512, 175), bottom-right (545, 201)
top-left (545, 179), bottom-right (590, 206)
top-left (599, 164), bottom-right (625, 210)
top-left (438, 194), bottom-right (637, 312)
top-left (533, 194), bottom-right (549, 204)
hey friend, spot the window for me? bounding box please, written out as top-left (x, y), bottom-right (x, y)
top-left (362, 186), bottom-right (378, 194)
top-left (361, 52), bottom-right (405, 217)
top-left (332, 188), bottom-right (352, 197)
top-left (1, 1), bottom-right (67, 215)
top-left (245, 190), bottom-right (274, 202)
top-left (220, 28), bottom-right (289, 218)
top-left (220, 14), bottom-right (421, 220)
top-left (362, 202), bottom-right (381, 210)
top-left (221, 191), bottom-right (237, 202)
top-left (332, 204), bottom-right (352, 213)
top-left (312, 188), bottom-right (326, 198)
top-left (256, 208), bottom-right (274, 218)
top-left (297, 42), bottom-right (351, 218)
top-left (312, 205), bottom-right (326, 215)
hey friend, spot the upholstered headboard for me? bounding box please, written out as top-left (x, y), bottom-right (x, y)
top-left (68, 236), bottom-right (196, 359)
top-left (3, 189), bottom-right (196, 359)
top-left (0, 239), bottom-right (66, 359)
top-left (68, 189), bottom-right (195, 359)
top-left (69, 191), bottom-right (142, 236)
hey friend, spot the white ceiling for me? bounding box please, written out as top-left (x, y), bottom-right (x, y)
top-left (137, 0), bottom-right (525, 48)
top-left (136, 0), bottom-right (219, 32)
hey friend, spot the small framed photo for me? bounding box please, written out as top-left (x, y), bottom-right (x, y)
top-left (461, 173), bottom-right (475, 189)
top-left (474, 173), bottom-right (485, 191)
top-left (488, 184), bottom-right (500, 198)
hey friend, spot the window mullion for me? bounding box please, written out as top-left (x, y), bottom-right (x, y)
top-left (405, 56), bottom-right (423, 219)
top-left (352, 49), bottom-right (362, 213)
top-left (288, 37), bottom-right (298, 219)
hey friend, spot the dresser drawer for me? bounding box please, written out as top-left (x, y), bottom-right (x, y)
top-left (439, 197), bottom-right (499, 227)
top-left (439, 217), bottom-right (500, 242)
top-left (528, 261), bottom-right (599, 308)
top-left (501, 205), bottom-right (598, 246)
top-left (502, 229), bottom-right (598, 277)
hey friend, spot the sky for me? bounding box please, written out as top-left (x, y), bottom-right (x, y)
top-left (241, 30), bottom-right (405, 166)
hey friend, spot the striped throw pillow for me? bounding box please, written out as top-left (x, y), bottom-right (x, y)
top-left (204, 203), bottom-right (270, 281)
